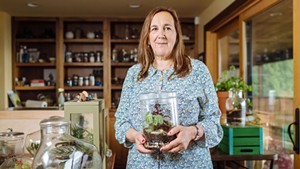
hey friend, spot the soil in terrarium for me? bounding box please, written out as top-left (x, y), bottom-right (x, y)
top-left (143, 103), bottom-right (176, 150)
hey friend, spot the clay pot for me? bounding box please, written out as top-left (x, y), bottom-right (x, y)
top-left (217, 91), bottom-right (229, 114)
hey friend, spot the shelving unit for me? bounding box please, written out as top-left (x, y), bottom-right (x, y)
top-left (60, 18), bottom-right (105, 102)
top-left (12, 17), bottom-right (197, 109)
top-left (12, 17), bottom-right (58, 105)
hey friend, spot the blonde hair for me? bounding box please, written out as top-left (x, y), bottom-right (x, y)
top-left (137, 7), bottom-right (191, 81)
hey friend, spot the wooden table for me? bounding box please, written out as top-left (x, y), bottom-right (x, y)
top-left (211, 149), bottom-right (278, 169)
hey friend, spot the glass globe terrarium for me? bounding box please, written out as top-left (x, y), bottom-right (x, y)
top-left (140, 91), bottom-right (178, 150)
top-left (0, 129), bottom-right (24, 165)
top-left (32, 116), bottom-right (102, 169)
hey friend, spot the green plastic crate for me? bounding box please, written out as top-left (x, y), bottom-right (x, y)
top-left (219, 125), bottom-right (264, 155)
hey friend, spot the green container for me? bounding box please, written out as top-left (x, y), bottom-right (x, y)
top-left (219, 125), bottom-right (263, 155)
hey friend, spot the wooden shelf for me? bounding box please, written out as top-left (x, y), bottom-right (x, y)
top-left (111, 62), bottom-right (135, 67)
top-left (111, 39), bottom-right (139, 43)
top-left (64, 86), bottom-right (103, 90)
top-left (111, 85), bottom-right (122, 90)
top-left (64, 62), bottom-right (103, 67)
top-left (64, 38), bottom-right (103, 43)
top-left (15, 86), bottom-right (56, 91)
top-left (16, 63), bottom-right (56, 67)
top-left (16, 39), bottom-right (56, 43)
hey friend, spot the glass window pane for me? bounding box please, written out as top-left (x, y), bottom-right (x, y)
top-left (218, 29), bottom-right (240, 76)
top-left (245, 0), bottom-right (293, 163)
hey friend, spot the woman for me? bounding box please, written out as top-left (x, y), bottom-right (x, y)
top-left (114, 7), bottom-right (223, 169)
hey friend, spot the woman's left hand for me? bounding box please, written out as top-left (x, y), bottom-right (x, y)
top-left (159, 125), bottom-right (197, 153)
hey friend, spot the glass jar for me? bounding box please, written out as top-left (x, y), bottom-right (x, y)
top-left (139, 91), bottom-right (178, 150)
top-left (32, 116), bottom-right (102, 169)
top-left (0, 129), bottom-right (24, 165)
top-left (226, 88), bottom-right (246, 126)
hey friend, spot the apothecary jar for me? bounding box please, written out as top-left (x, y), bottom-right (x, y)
top-left (139, 91), bottom-right (179, 150)
top-left (32, 116), bottom-right (102, 169)
top-left (225, 88), bottom-right (246, 126)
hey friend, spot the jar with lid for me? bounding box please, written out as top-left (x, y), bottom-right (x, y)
top-left (96, 51), bottom-right (102, 62)
top-left (89, 52), bottom-right (95, 63)
top-left (112, 49), bottom-right (118, 62)
top-left (58, 88), bottom-right (65, 108)
top-left (89, 74), bottom-right (95, 86)
top-left (32, 116), bottom-right (102, 169)
top-left (73, 75), bottom-right (79, 86)
top-left (0, 128), bottom-right (24, 165)
top-left (78, 76), bottom-right (83, 86)
top-left (84, 76), bottom-right (89, 86)
top-left (225, 88), bottom-right (246, 126)
top-left (139, 91), bottom-right (178, 150)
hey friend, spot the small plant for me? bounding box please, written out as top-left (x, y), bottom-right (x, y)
top-left (70, 124), bottom-right (93, 144)
top-left (215, 66), bottom-right (252, 93)
top-left (215, 66), bottom-right (253, 108)
top-left (143, 103), bottom-right (174, 150)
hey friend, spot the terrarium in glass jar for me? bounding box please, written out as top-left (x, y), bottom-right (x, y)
top-left (25, 130), bottom-right (41, 157)
top-left (0, 129), bottom-right (24, 165)
top-left (140, 91), bottom-right (178, 150)
top-left (32, 116), bottom-right (102, 169)
top-left (226, 88), bottom-right (246, 126)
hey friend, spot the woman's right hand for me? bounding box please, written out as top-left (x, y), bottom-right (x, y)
top-left (126, 128), bottom-right (153, 154)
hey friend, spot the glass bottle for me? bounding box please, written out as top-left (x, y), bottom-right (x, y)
top-left (225, 88), bottom-right (246, 126)
top-left (32, 116), bottom-right (102, 169)
top-left (58, 88), bottom-right (65, 108)
top-left (139, 91), bottom-right (178, 150)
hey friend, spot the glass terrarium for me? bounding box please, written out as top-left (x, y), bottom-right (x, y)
top-left (64, 99), bottom-right (108, 160)
top-left (32, 116), bottom-right (102, 169)
top-left (0, 129), bottom-right (24, 165)
top-left (140, 91), bottom-right (178, 150)
top-left (25, 130), bottom-right (41, 157)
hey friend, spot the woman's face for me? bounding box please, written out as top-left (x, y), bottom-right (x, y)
top-left (149, 11), bottom-right (177, 59)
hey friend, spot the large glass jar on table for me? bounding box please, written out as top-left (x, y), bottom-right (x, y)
top-left (32, 116), bottom-right (101, 169)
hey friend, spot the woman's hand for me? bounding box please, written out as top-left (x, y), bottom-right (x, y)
top-left (126, 128), bottom-right (153, 154)
top-left (160, 125), bottom-right (200, 153)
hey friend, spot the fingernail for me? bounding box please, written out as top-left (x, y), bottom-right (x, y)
top-left (141, 139), bottom-right (145, 143)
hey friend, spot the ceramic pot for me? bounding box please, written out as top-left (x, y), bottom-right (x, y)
top-left (65, 31), bottom-right (74, 39)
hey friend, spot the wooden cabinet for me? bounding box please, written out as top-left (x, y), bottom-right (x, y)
top-left (108, 19), bottom-right (143, 109)
top-left (60, 18), bottom-right (105, 102)
top-left (12, 17), bottom-right (59, 106)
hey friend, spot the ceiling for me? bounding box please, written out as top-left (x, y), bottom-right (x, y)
top-left (0, 0), bottom-right (214, 17)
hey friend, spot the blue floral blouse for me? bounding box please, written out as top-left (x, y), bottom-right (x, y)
top-left (114, 59), bottom-right (223, 169)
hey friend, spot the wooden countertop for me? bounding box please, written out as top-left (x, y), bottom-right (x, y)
top-left (0, 108), bottom-right (64, 119)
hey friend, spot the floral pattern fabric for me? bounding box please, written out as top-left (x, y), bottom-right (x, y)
top-left (114, 59), bottom-right (223, 169)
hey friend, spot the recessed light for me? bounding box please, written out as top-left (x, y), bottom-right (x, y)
top-left (269, 12), bottom-right (283, 17)
top-left (27, 3), bottom-right (39, 8)
top-left (129, 4), bottom-right (141, 9)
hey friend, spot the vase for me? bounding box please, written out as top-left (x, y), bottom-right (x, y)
top-left (139, 91), bottom-right (178, 150)
top-left (32, 116), bottom-right (102, 169)
top-left (225, 88), bottom-right (246, 126)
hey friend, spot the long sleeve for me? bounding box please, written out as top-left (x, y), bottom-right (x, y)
top-left (195, 62), bottom-right (223, 148)
top-left (114, 66), bottom-right (136, 148)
